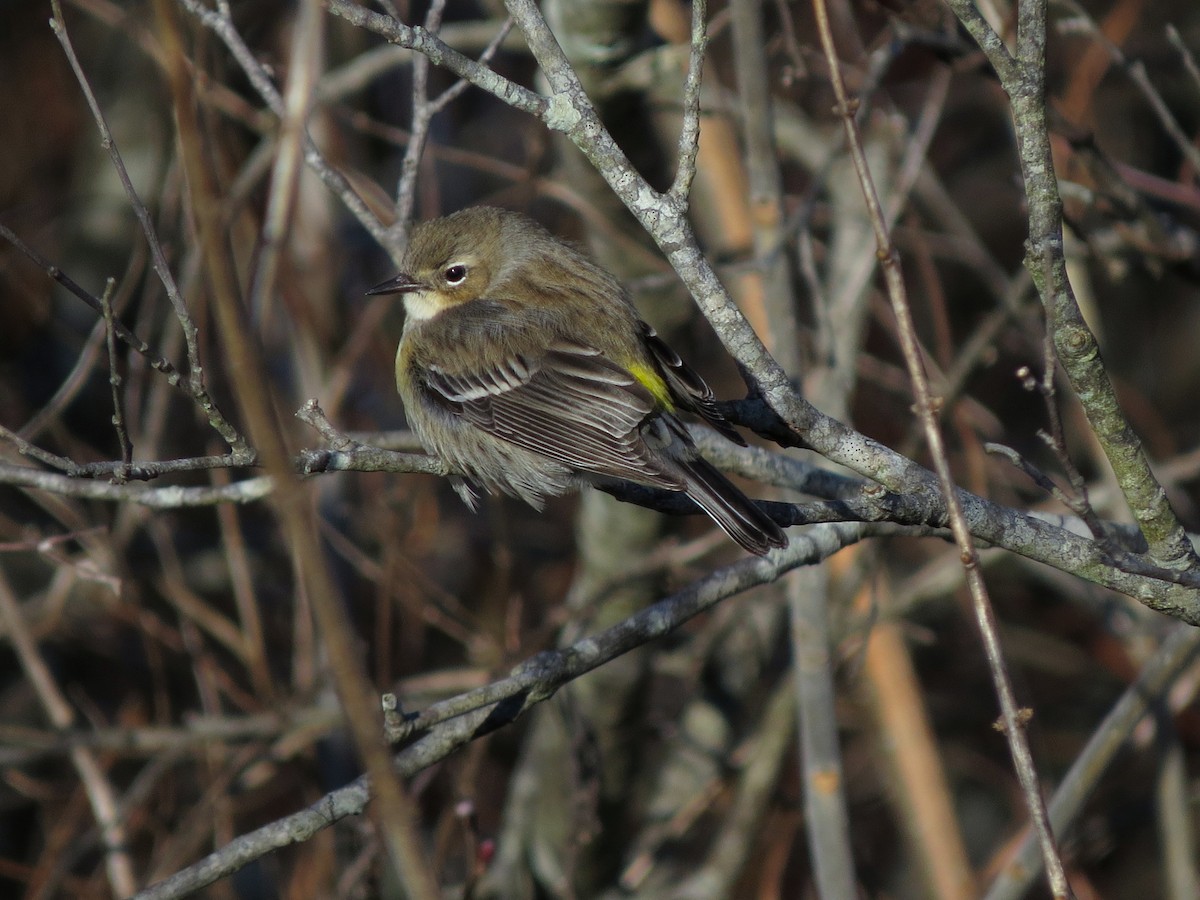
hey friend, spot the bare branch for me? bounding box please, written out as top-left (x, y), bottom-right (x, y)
top-left (50, 0), bottom-right (246, 454)
top-left (948, 0), bottom-right (1200, 574)
top-left (811, 0), bottom-right (1069, 893)
top-left (132, 522), bottom-right (871, 900)
top-left (0, 568), bottom-right (137, 897)
top-left (665, 0), bottom-right (707, 206)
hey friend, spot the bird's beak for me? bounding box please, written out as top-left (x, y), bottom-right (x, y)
top-left (366, 273), bottom-right (424, 296)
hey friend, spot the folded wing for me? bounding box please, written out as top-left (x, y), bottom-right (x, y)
top-left (424, 339), bottom-right (687, 490)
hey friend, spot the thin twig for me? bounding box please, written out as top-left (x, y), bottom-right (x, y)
top-left (328, 0), bottom-right (547, 117)
top-left (951, 0), bottom-right (1200, 574)
top-left (0, 222), bottom-right (250, 460)
top-left (245, 0), bottom-right (323, 326)
top-left (665, 0), bottom-right (707, 207)
top-left (131, 523), bottom-right (870, 900)
top-left (810, 0), bottom-right (1071, 896)
top-left (180, 0), bottom-right (393, 254)
top-left (317, 18), bottom-right (524, 104)
top-left (391, 0), bottom-right (444, 232)
top-left (984, 623), bottom-right (1200, 900)
top-left (731, 0), bottom-right (801, 374)
top-left (99, 277), bottom-right (134, 480)
top-left (335, 0), bottom-right (1200, 628)
top-left (0, 568), bottom-right (137, 897)
top-left (50, 0), bottom-right (245, 455)
top-left (0, 425), bottom-right (81, 475)
top-left (1028, 331), bottom-right (1111, 542)
top-left (363, 7), bottom-right (515, 245)
top-left (1058, 0), bottom-right (1200, 175)
top-left (1166, 24), bottom-right (1200, 96)
top-left (163, 1), bottom-right (442, 893)
top-left (1156, 711), bottom-right (1200, 900)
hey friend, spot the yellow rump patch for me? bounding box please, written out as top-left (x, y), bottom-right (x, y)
top-left (628, 362), bottom-right (674, 411)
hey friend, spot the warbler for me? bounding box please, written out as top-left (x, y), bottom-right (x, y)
top-left (368, 207), bottom-right (786, 555)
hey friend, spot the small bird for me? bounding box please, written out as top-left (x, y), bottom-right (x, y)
top-left (368, 207), bottom-right (786, 556)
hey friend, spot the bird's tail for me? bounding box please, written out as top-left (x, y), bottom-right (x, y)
top-left (680, 457), bottom-right (787, 556)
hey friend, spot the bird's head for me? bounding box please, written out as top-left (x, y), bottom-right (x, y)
top-left (367, 207), bottom-right (524, 320)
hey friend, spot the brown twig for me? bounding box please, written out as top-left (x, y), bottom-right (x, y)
top-left (0, 567), bottom-right (137, 897)
top-left (948, 0), bottom-right (1200, 577)
top-left (132, 523), bottom-right (871, 899)
top-left (49, 0), bottom-right (246, 457)
top-left (984, 623), bottom-right (1200, 899)
top-left (859, 562), bottom-right (976, 899)
top-left (154, 2), bottom-right (440, 895)
top-left (389, 4), bottom-right (514, 238)
top-left (99, 277), bottom-right (134, 480)
top-left (179, 0), bottom-right (393, 255)
top-left (0, 223), bottom-right (251, 461)
top-left (810, 0), bottom-right (1071, 896)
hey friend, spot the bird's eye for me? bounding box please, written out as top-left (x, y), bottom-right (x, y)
top-left (444, 264), bottom-right (468, 285)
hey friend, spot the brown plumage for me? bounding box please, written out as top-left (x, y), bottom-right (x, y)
top-left (369, 207), bottom-right (786, 555)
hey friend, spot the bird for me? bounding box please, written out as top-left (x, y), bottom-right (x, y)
top-left (367, 206), bottom-right (786, 556)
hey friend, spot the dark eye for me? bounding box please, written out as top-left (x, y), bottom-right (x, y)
top-left (444, 264), bottom-right (468, 285)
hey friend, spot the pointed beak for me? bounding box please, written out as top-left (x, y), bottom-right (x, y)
top-left (366, 273), bottom-right (424, 296)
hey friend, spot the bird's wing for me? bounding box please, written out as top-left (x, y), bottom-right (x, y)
top-left (638, 322), bottom-right (747, 447)
top-left (423, 339), bottom-right (686, 488)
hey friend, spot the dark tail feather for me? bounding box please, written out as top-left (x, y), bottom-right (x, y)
top-left (680, 458), bottom-right (787, 556)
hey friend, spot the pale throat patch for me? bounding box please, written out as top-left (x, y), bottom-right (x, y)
top-left (403, 291), bottom-right (443, 321)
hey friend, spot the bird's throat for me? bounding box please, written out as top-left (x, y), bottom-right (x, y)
top-left (403, 291), bottom-right (443, 322)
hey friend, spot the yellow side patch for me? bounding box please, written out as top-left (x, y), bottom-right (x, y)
top-left (628, 362), bottom-right (674, 411)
